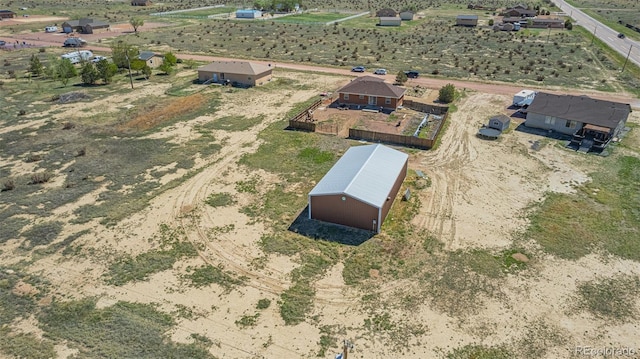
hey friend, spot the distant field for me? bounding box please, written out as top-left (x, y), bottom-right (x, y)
top-left (176, 6), bottom-right (237, 16)
top-left (273, 12), bottom-right (353, 24)
top-left (119, 14), bottom-right (630, 92)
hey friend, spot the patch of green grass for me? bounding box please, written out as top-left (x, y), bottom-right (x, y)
top-left (526, 155), bottom-right (640, 260)
top-left (235, 313), bottom-right (260, 328)
top-left (184, 264), bottom-right (246, 291)
top-left (39, 299), bottom-right (215, 359)
top-left (444, 344), bottom-right (513, 359)
top-left (0, 267), bottom-right (47, 324)
top-left (235, 176), bottom-right (261, 194)
top-left (297, 147), bottom-right (334, 164)
top-left (0, 329), bottom-right (56, 359)
top-left (205, 192), bottom-right (236, 207)
top-left (20, 221), bottom-right (63, 249)
top-left (206, 114), bottom-right (264, 132)
top-left (573, 275), bottom-right (640, 322)
top-left (279, 280), bottom-right (315, 325)
top-left (106, 224), bottom-right (198, 285)
top-left (0, 217), bottom-right (29, 243)
top-left (274, 12), bottom-right (351, 23)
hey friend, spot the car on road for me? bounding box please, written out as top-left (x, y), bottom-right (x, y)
top-left (618, 33), bottom-right (625, 39)
top-left (92, 56), bottom-right (107, 63)
top-left (404, 70), bottom-right (420, 78)
top-left (0, 40), bottom-right (6, 46)
top-left (351, 66), bottom-right (366, 72)
top-left (374, 68), bottom-right (387, 75)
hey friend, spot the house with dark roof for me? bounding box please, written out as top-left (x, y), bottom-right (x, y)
top-left (337, 76), bottom-right (406, 110)
top-left (525, 92), bottom-right (631, 151)
top-left (308, 144), bottom-right (408, 233)
top-left (456, 14), bottom-right (478, 26)
top-left (501, 8), bottom-right (537, 17)
top-left (376, 8), bottom-right (397, 17)
top-left (197, 61), bottom-right (273, 86)
top-left (62, 18), bottom-right (110, 34)
top-left (138, 51), bottom-right (163, 68)
top-left (0, 10), bottom-right (17, 19)
top-left (529, 18), bottom-right (564, 28)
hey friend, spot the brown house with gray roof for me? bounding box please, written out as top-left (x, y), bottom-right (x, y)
top-left (197, 61), bottom-right (273, 87)
top-left (62, 18), bottom-right (110, 34)
top-left (501, 7), bottom-right (537, 17)
top-left (337, 76), bottom-right (406, 110)
top-left (0, 10), bottom-right (17, 19)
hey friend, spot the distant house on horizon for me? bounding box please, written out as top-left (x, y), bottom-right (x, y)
top-left (502, 7), bottom-right (537, 17)
top-left (61, 18), bottom-right (110, 34)
top-left (376, 8), bottom-right (397, 17)
top-left (138, 51), bottom-right (163, 68)
top-left (236, 9), bottom-right (262, 18)
top-left (197, 61), bottom-right (273, 87)
top-left (131, 0), bottom-right (152, 5)
top-left (399, 10), bottom-right (414, 20)
top-left (456, 14), bottom-right (478, 26)
top-left (0, 9), bottom-right (17, 19)
top-left (379, 16), bottom-right (401, 26)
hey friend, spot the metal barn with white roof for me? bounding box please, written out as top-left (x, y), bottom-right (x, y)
top-left (308, 144), bottom-right (408, 233)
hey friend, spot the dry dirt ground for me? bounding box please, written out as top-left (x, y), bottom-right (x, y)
top-left (2, 70), bottom-right (640, 358)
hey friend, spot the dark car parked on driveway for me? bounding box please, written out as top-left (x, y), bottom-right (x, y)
top-left (404, 70), bottom-right (419, 78)
top-left (352, 66), bottom-right (366, 72)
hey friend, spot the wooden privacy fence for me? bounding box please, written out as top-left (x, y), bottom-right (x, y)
top-left (349, 129), bottom-right (434, 149)
top-left (403, 100), bottom-right (449, 115)
top-left (349, 111), bottom-right (448, 150)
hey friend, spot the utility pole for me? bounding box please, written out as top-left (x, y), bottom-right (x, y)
top-left (590, 23), bottom-right (598, 45)
top-left (622, 44), bottom-right (633, 73)
top-left (546, 25), bottom-right (551, 43)
top-left (125, 52), bottom-right (134, 89)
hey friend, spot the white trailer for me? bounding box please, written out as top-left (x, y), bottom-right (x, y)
top-left (513, 89), bottom-right (536, 107)
top-left (61, 50), bottom-right (93, 64)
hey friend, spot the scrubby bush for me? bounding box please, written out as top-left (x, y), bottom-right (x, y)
top-left (438, 83), bottom-right (456, 103)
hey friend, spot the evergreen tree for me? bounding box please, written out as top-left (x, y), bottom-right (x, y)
top-left (80, 62), bottom-right (99, 85)
top-left (438, 83), bottom-right (456, 103)
top-left (96, 59), bottom-right (118, 84)
top-left (29, 54), bottom-right (44, 76)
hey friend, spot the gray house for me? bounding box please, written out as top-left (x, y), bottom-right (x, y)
top-left (456, 15), bottom-right (478, 26)
top-left (379, 17), bottom-right (401, 26)
top-left (525, 92), bottom-right (631, 151)
top-left (399, 10), bottom-right (414, 20)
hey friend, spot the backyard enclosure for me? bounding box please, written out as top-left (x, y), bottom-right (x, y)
top-left (289, 95), bottom-right (448, 149)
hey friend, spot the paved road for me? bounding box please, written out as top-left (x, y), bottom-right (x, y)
top-left (554, 0), bottom-right (640, 68)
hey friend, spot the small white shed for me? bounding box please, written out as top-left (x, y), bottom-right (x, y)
top-left (236, 9), bottom-right (262, 18)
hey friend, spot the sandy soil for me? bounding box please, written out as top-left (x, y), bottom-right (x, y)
top-left (2, 65), bottom-right (640, 358)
